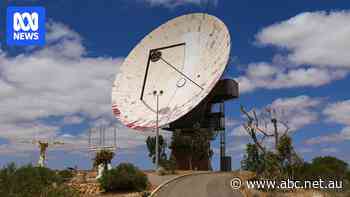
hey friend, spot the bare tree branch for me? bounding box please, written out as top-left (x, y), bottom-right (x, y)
top-left (241, 106), bottom-right (267, 153)
top-left (280, 121), bottom-right (290, 136)
top-left (241, 105), bottom-right (294, 154)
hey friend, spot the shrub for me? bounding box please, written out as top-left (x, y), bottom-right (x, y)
top-left (295, 156), bottom-right (348, 181)
top-left (0, 163), bottom-right (78, 197)
top-left (99, 163), bottom-right (149, 192)
top-left (241, 143), bottom-right (263, 173)
top-left (312, 156), bottom-right (348, 179)
top-left (57, 169), bottom-right (74, 181)
top-left (159, 157), bottom-right (177, 175)
top-left (158, 167), bottom-right (167, 176)
top-left (40, 185), bottom-right (80, 197)
top-left (345, 171), bottom-right (350, 190)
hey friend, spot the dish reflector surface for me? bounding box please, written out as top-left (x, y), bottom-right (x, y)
top-left (112, 13), bottom-right (231, 130)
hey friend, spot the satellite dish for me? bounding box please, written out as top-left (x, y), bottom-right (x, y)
top-left (112, 13), bottom-right (231, 130)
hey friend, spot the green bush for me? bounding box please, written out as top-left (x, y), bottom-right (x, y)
top-left (159, 158), bottom-right (177, 175)
top-left (57, 169), bottom-right (74, 181)
top-left (40, 185), bottom-right (79, 197)
top-left (0, 163), bottom-right (78, 197)
top-left (295, 156), bottom-right (348, 181)
top-left (99, 163), bottom-right (149, 192)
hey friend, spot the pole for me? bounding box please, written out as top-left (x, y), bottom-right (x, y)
top-left (155, 93), bottom-right (159, 170)
top-left (220, 101), bottom-right (226, 171)
top-left (114, 127), bottom-right (117, 149)
top-left (88, 128), bottom-right (91, 150)
top-left (99, 128), bottom-right (102, 147)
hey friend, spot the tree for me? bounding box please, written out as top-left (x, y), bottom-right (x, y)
top-left (241, 143), bottom-right (263, 173)
top-left (346, 170), bottom-right (350, 182)
top-left (146, 135), bottom-right (167, 164)
top-left (93, 150), bottom-right (115, 169)
top-left (169, 129), bottom-right (217, 170)
top-left (310, 156), bottom-right (348, 180)
top-left (293, 156), bottom-right (350, 186)
top-left (240, 105), bottom-right (302, 178)
top-left (169, 131), bottom-right (192, 169)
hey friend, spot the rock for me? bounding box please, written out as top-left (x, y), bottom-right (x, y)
top-left (67, 182), bottom-right (102, 195)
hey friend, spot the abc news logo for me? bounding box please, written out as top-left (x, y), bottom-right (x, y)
top-left (7, 7), bottom-right (46, 46)
top-left (13, 12), bottom-right (39, 40)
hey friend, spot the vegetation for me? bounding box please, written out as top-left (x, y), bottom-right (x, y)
top-left (146, 128), bottom-right (218, 171)
top-left (0, 163), bottom-right (79, 197)
top-left (146, 135), bottom-right (177, 174)
top-left (57, 169), bottom-right (74, 181)
top-left (146, 135), bottom-right (167, 164)
top-left (169, 129), bottom-right (217, 170)
top-left (99, 163), bottom-right (149, 192)
top-left (242, 143), bottom-right (350, 193)
top-left (240, 106), bottom-right (302, 178)
top-left (240, 106), bottom-right (350, 192)
top-left (241, 143), bottom-right (263, 173)
top-left (40, 185), bottom-right (79, 197)
top-left (158, 156), bottom-right (177, 175)
top-left (93, 149), bottom-right (115, 168)
top-left (295, 156), bottom-right (349, 181)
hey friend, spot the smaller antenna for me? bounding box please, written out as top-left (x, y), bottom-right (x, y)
top-left (88, 127), bottom-right (117, 152)
top-left (19, 138), bottom-right (64, 167)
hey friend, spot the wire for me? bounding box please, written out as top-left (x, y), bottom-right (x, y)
top-left (160, 57), bottom-right (204, 90)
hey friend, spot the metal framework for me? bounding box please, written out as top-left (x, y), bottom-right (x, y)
top-left (88, 127), bottom-right (117, 152)
top-left (20, 139), bottom-right (64, 167)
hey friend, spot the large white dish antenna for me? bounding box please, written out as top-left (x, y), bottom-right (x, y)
top-left (112, 13), bottom-right (231, 130)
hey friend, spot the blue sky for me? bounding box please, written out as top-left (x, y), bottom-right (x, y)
top-left (0, 0), bottom-right (349, 170)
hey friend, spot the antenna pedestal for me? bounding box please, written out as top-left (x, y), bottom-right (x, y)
top-left (165, 79), bottom-right (239, 171)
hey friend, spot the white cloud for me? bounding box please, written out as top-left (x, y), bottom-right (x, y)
top-left (306, 128), bottom-right (350, 145)
top-left (297, 147), bottom-right (313, 154)
top-left (269, 95), bottom-right (321, 131)
top-left (62, 127), bottom-right (145, 151)
top-left (323, 100), bottom-right (350, 125)
top-left (237, 11), bottom-right (350, 93)
top-left (257, 11), bottom-right (350, 68)
top-left (0, 21), bottom-right (161, 155)
top-left (227, 143), bottom-right (246, 153)
top-left (0, 22), bottom-right (123, 126)
top-left (241, 11), bottom-right (350, 147)
top-left (0, 123), bottom-right (58, 141)
top-left (213, 142), bottom-right (247, 155)
top-left (236, 62), bottom-right (347, 94)
top-left (225, 118), bottom-right (239, 127)
top-left (321, 147), bottom-right (338, 154)
top-left (141, 0), bottom-right (218, 7)
top-left (306, 99), bottom-right (350, 145)
top-left (230, 125), bottom-right (248, 137)
top-left (0, 143), bottom-right (37, 155)
top-left (232, 95), bottom-right (322, 136)
top-left (0, 124), bottom-right (169, 156)
top-left (63, 116), bottom-right (84, 125)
